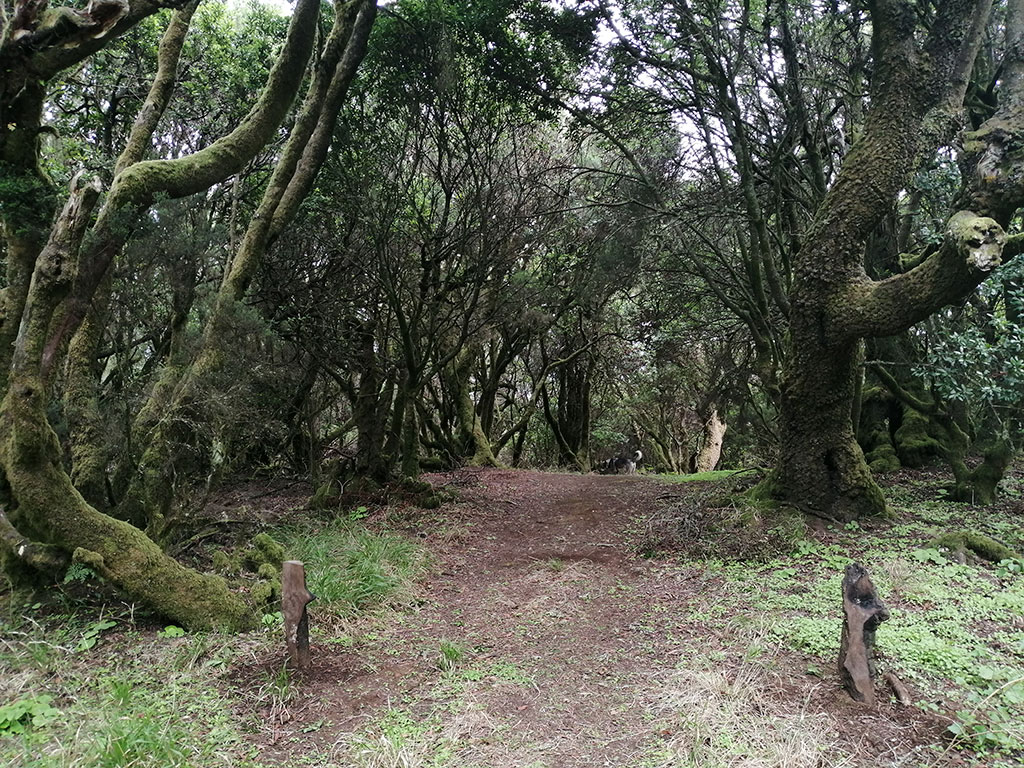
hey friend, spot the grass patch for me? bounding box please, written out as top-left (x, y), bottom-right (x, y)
top-left (651, 645), bottom-right (842, 768)
top-left (0, 607), bottom-right (267, 768)
top-left (638, 475), bottom-right (1024, 764)
top-left (634, 492), bottom-right (807, 561)
top-left (279, 518), bottom-right (427, 617)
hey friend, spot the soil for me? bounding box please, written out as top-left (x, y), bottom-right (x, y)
top-left (234, 468), bottom-right (964, 767)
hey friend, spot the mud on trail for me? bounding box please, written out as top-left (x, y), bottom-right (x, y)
top-left (241, 469), bottom-right (954, 767)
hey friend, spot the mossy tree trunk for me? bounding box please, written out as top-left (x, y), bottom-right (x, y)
top-left (349, 321), bottom-right (394, 482)
top-left (0, 176), bottom-right (251, 629)
top-left (775, 0), bottom-right (1020, 520)
top-left (119, 0), bottom-right (377, 534)
top-left (63, 0), bottom-right (201, 513)
top-left (0, 0), bottom-right (324, 626)
top-left (450, 346), bottom-right (498, 467)
top-left (695, 408), bottom-right (727, 473)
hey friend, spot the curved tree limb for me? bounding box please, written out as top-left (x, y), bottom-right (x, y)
top-left (40, 0), bottom-right (322, 377)
top-left (840, 211), bottom-right (1006, 339)
top-left (0, 507), bottom-right (69, 573)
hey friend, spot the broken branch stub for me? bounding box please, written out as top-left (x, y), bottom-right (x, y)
top-left (282, 560), bottom-right (316, 669)
top-left (838, 562), bottom-right (890, 706)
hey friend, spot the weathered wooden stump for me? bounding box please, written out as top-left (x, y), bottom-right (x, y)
top-left (282, 560), bottom-right (316, 669)
top-left (838, 562), bottom-right (889, 705)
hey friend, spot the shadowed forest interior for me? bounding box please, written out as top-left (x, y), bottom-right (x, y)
top-left (1, 0), bottom-right (1023, 765)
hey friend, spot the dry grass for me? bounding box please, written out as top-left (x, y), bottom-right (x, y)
top-left (654, 650), bottom-right (846, 768)
top-left (332, 732), bottom-right (426, 768)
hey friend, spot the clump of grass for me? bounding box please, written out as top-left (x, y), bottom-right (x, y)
top-left (437, 640), bottom-right (466, 672)
top-left (336, 732), bottom-right (425, 768)
top-left (635, 489), bottom-right (807, 562)
top-left (280, 518), bottom-right (426, 616)
top-left (656, 469), bottom-right (748, 484)
top-left (0, 610), bottom-right (259, 768)
top-left (654, 654), bottom-right (840, 768)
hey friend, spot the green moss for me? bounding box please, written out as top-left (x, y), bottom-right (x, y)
top-left (309, 479), bottom-right (339, 510)
top-left (863, 422), bottom-right (901, 473)
top-left (252, 533), bottom-right (284, 565)
top-left (256, 562), bottom-right (278, 580)
top-left (211, 550), bottom-right (238, 574)
top-left (932, 532), bottom-right (1019, 563)
top-left (419, 493), bottom-right (442, 510)
top-left (401, 476), bottom-right (431, 494)
top-left (71, 547), bottom-right (106, 570)
top-left (250, 579), bottom-right (280, 608)
top-left (894, 410), bottom-right (943, 468)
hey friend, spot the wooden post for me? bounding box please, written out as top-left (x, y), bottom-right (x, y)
top-left (282, 560), bottom-right (315, 669)
top-left (838, 562), bottom-right (890, 706)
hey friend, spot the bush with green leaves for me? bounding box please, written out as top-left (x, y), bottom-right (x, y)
top-left (917, 261), bottom-right (1024, 427)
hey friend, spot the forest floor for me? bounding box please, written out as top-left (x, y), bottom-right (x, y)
top-left (2, 467), bottom-right (1023, 767)
top-left (235, 468), bottom-right (1021, 767)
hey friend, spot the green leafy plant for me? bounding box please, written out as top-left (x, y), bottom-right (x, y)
top-left (260, 611), bottom-right (284, 628)
top-left (156, 625), bottom-right (185, 639)
top-left (76, 619), bottom-right (117, 652)
top-left (347, 505), bottom-right (370, 522)
top-left (62, 563), bottom-right (96, 584)
top-left (996, 557), bottom-right (1024, 578)
top-left (910, 547), bottom-right (949, 565)
top-left (281, 519), bottom-right (426, 615)
top-left (0, 695), bottom-right (61, 734)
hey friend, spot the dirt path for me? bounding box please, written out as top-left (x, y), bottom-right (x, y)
top-left (247, 469), bottom-right (949, 767)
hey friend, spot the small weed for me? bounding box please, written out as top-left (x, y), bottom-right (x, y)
top-left (75, 618), bottom-right (117, 652)
top-left (62, 563), bottom-right (96, 584)
top-left (261, 611), bottom-right (284, 628)
top-left (437, 639), bottom-right (465, 672)
top-left (348, 505), bottom-right (371, 522)
top-left (156, 625), bottom-right (185, 639)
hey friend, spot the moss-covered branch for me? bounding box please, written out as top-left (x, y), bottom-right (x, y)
top-left (0, 506), bottom-right (69, 574)
top-left (11, 172), bottom-right (101, 374)
top-left (839, 211), bottom-right (1005, 340)
top-left (63, 0), bottom-right (200, 509)
top-left (115, 0), bottom-right (199, 175)
top-left (40, 0), bottom-right (321, 376)
top-left (222, 0), bottom-right (376, 304)
top-left (0, 371), bottom-right (253, 630)
top-left (97, 0), bottom-right (319, 212)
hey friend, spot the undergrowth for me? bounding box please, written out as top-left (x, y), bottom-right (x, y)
top-left (0, 605), bottom-right (264, 767)
top-left (637, 475), bottom-right (1024, 766)
top-left (0, 510), bottom-right (427, 767)
top-left (279, 516), bottom-right (428, 617)
top-left (651, 638), bottom-right (844, 768)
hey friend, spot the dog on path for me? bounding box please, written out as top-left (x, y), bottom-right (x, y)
top-left (596, 450), bottom-right (642, 475)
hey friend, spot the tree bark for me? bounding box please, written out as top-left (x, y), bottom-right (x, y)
top-left (775, 0), bottom-right (1000, 519)
top-left (838, 563), bottom-right (890, 706)
top-left (695, 409), bottom-right (727, 473)
top-left (64, 1), bottom-right (199, 512)
top-left (119, 0), bottom-right (376, 531)
top-left (0, 175), bottom-right (252, 629)
top-left (0, 0), bottom-right (323, 626)
top-left (450, 346), bottom-right (498, 467)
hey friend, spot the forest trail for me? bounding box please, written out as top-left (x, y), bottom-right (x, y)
top-left (246, 469), bottom-right (946, 767)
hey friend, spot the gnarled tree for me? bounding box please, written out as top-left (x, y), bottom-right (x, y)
top-left (0, 0), bottom-right (330, 628)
